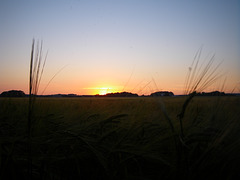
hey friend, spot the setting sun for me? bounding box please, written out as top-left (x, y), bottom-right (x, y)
top-left (84, 87), bottom-right (120, 95)
top-left (98, 87), bottom-right (112, 95)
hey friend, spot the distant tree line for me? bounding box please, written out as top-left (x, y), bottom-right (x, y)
top-left (96, 92), bottom-right (138, 97)
top-left (195, 91), bottom-right (225, 96)
top-left (1, 90), bottom-right (238, 97)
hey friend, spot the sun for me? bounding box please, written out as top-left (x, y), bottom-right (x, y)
top-left (84, 86), bottom-right (120, 95)
top-left (98, 87), bottom-right (113, 95)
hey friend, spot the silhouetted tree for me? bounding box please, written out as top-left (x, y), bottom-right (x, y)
top-left (96, 92), bottom-right (138, 97)
top-left (0, 90), bottom-right (26, 97)
top-left (150, 91), bottom-right (174, 97)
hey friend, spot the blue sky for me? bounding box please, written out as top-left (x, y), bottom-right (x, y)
top-left (0, 0), bottom-right (239, 95)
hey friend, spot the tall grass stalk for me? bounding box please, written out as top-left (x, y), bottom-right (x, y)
top-left (180, 50), bottom-right (224, 133)
top-left (157, 49), bottom-right (224, 179)
top-left (28, 39), bottom-right (47, 135)
top-left (177, 50), bottom-right (224, 178)
top-left (28, 39), bottom-right (47, 179)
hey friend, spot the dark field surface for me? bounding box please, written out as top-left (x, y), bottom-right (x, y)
top-left (0, 96), bottom-right (240, 180)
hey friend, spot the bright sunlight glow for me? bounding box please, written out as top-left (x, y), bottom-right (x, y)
top-left (84, 87), bottom-right (119, 95)
top-left (98, 87), bottom-right (113, 95)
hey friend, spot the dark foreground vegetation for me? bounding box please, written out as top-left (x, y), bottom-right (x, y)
top-left (0, 96), bottom-right (240, 180)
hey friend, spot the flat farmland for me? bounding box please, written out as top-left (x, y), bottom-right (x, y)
top-left (0, 96), bottom-right (240, 179)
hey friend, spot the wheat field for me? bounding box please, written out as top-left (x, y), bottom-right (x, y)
top-left (0, 96), bottom-right (239, 179)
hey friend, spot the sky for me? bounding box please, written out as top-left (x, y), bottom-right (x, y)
top-left (0, 0), bottom-right (239, 95)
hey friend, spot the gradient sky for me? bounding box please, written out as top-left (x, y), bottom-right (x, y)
top-left (1, 0), bottom-right (239, 95)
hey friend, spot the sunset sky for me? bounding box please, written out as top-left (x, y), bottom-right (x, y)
top-left (1, 0), bottom-right (239, 95)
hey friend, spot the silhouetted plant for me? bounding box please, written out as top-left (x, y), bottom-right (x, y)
top-left (28, 39), bottom-right (47, 179)
top-left (157, 48), bottom-right (225, 179)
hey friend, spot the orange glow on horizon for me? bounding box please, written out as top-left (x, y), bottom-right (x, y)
top-left (84, 87), bottom-right (120, 95)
